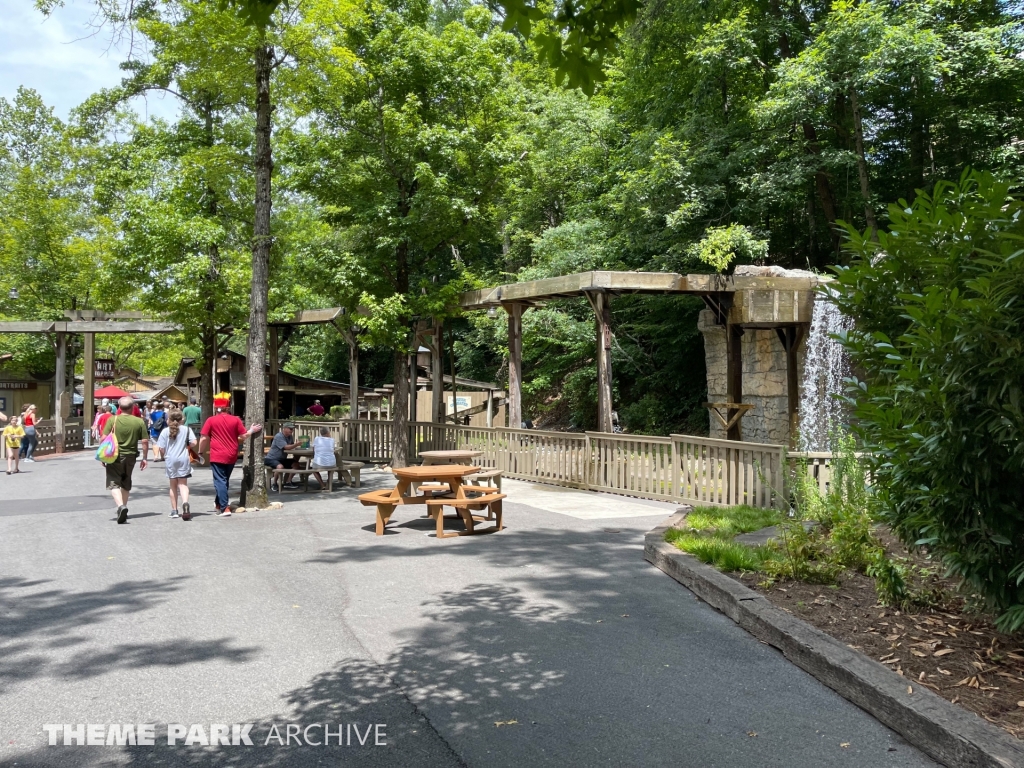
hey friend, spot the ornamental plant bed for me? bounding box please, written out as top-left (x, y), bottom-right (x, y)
top-left (730, 535), bottom-right (1024, 740)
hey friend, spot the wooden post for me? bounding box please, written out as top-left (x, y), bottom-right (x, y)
top-left (596, 292), bottom-right (614, 433)
top-left (726, 323), bottom-right (743, 441)
top-left (486, 389), bottom-right (493, 428)
top-left (55, 331), bottom-right (67, 453)
top-left (348, 329), bottom-right (359, 420)
top-left (505, 302), bottom-right (523, 429)
top-left (777, 325), bottom-right (805, 447)
top-left (431, 319), bottom-right (443, 423)
top-left (83, 331), bottom-right (95, 437)
top-left (408, 348), bottom-right (417, 423)
top-left (269, 325), bottom-right (280, 420)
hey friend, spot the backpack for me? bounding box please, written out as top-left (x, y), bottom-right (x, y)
top-left (95, 416), bottom-right (120, 464)
top-left (151, 412), bottom-right (166, 432)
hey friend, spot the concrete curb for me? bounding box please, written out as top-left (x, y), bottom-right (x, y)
top-left (645, 512), bottom-right (1024, 768)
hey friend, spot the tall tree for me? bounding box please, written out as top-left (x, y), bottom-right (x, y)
top-left (83, 0), bottom-right (258, 421)
top-left (287, 0), bottom-right (523, 464)
top-left (0, 88), bottom-right (110, 381)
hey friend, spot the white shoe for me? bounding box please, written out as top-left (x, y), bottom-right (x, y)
top-left (169, 510), bottom-right (180, 518)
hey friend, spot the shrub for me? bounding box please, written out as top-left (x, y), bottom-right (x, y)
top-left (831, 171), bottom-right (1024, 631)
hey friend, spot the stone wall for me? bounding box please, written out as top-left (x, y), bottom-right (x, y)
top-left (698, 309), bottom-right (803, 446)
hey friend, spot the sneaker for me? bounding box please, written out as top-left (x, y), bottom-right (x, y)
top-left (181, 503), bottom-right (191, 521)
top-left (170, 510), bottom-right (180, 518)
top-left (270, 483), bottom-right (279, 492)
top-left (217, 509), bottom-right (232, 517)
top-left (116, 505), bottom-right (128, 524)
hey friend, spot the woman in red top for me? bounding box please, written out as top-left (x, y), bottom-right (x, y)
top-left (19, 404), bottom-right (38, 462)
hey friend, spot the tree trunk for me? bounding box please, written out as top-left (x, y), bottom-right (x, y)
top-left (391, 347), bottom-right (409, 467)
top-left (243, 42), bottom-right (274, 508)
top-left (200, 97), bottom-right (220, 424)
top-left (849, 87), bottom-right (879, 239)
top-left (390, 237), bottom-right (411, 466)
top-left (200, 325), bottom-right (216, 423)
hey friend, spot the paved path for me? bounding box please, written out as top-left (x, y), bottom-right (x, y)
top-left (0, 452), bottom-right (937, 768)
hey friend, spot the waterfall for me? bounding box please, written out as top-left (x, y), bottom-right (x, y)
top-left (797, 292), bottom-right (853, 451)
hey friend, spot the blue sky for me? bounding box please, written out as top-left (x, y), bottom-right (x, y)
top-left (0, 0), bottom-right (178, 121)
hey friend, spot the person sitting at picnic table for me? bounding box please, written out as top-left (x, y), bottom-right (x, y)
top-left (309, 426), bottom-right (337, 490)
top-left (307, 399), bottom-right (325, 417)
top-left (266, 423), bottom-right (301, 491)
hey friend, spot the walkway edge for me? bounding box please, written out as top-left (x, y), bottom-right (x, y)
top-left (644, 512), bottom-right (1024, 768)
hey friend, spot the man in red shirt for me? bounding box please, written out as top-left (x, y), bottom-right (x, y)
top-left (198, 393), bottom-right (262, 516)
top-left (307, 399), bottom-right (325, 417)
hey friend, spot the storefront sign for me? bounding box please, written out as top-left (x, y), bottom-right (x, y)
top-left (0, 381), bottom-right (37, 390)
top-left (94, 358), bottom-right (116, 378)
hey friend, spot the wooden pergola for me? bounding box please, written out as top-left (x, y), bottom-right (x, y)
top-left (460, 270), bottom-right (824, 438)
top-left (0, 311), bottom-right (179, 450)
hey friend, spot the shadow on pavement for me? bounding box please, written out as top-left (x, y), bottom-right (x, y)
top-left (0, 576), bottom-right (256, 691)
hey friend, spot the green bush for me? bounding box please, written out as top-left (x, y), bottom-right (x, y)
top-left (831, 171), bottom-right (1024, 632)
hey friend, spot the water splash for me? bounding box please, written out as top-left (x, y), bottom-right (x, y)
top-left (798, 292), bottom-right (853, 451)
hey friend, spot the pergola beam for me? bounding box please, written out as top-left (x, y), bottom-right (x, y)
top-left (0, 321), bottom-right (180, 333)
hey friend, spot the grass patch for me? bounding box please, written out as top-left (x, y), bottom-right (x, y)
top-left (672, 504), bottom-right (783, 537)
top-left (671, 534), bottom-right (767, 572)
top-left (664, 505), bottom-right (781, 573)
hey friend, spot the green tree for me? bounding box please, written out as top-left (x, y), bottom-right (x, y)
top-left (84, 0), bottom-right (260, 420)
top-left (0, 88), bottom-right (111, 380)
top-left (287, 0), bottom-right (524, 464)
top-left (831, 171), bottom-right (1024, 632)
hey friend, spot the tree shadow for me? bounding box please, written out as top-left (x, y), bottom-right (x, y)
top-left (0, 576), bottom-right (255, 690)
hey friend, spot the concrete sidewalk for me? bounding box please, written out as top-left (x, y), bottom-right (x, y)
top-left (0, 453), bottom-right (937, 767)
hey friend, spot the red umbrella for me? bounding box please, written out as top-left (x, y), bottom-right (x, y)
top-left (92, 385), bottom-right (131, 400)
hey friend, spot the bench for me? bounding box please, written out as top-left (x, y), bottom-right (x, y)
top-left (268, 467), bottom-right (341, 492)
top-left (465, 468), bottom-right (502, 491)
top-left (339, 460), bottom-right (365, 487)
top-left (425, 493), bottom-right (506, 538)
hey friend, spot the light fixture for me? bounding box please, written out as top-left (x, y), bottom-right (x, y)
top-left (487, 306), bottom-right (498, 318)
top-left (8, 288), bottom-right (18, 300)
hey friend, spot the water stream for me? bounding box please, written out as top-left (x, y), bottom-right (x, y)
top-left (797, 292), bottom-right (853, 451)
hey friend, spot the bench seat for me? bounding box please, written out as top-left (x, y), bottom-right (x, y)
top-left (424, 493), bottom-right (505, 538)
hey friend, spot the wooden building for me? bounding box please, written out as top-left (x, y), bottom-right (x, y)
top-left (173, 350), bottom-right (355, 418)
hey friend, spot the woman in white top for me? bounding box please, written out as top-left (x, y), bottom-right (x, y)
top-left (157, 411), bottom-right (198, 520)
top-left (310, 427), bottom-right (337, 490)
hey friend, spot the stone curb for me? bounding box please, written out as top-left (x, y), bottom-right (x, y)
top-left (645, 512), bottom-right (1024, 768)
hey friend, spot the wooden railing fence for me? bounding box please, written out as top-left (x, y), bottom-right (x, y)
top-left (0, 419), bottom-right (84, 459)
top-left (268, 419), bottom-right (815, 509)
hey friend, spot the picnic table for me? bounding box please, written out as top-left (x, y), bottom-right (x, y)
top-left (358, 464), bottom-right (506, 538)
top-left (266, 448), bottom-right (365, 492)
top-left (419, 449), bottom-right (483, 465)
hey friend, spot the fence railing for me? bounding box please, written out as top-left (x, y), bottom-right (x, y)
top-left (0, 419), bottom-right (84, 459)
top-left (268, 419), bottom-right (817, 509)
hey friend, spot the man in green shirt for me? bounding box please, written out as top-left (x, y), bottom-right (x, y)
top-left (102, 396), bottom-right (150, 524)
top-left (183, 397), bottom-right (202, 434)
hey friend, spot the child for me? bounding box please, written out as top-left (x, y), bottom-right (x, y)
top-left (157, 411), bottom-right (198, 520)
top-left (310, 426), bottom-right (337, 490)
top-left (149, 401), bottom-right (166, 461)
top-left (4, 416), bottom-right (24, 475)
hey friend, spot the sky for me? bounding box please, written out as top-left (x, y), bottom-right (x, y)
top-left (0, 0), bottom-right (178, 121)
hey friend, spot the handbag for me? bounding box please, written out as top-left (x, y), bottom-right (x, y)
top-left (95, 416), bottom-right (120, 464)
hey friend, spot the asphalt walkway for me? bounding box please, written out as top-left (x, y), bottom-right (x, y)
top-left (0, 452), bottom-right (937, 767)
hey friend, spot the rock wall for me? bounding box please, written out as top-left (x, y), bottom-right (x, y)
top-left (698, 309), bottom-right (803, 446)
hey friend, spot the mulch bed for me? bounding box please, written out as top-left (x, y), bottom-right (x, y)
top-left (732, 531), bottom-right (1024, 739)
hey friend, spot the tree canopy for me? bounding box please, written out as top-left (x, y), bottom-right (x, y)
top-left (3, 0), bottom-right (1023, 436)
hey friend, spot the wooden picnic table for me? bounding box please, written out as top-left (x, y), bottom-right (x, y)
top-left (419, 449), bottom-right (483, 465)
top-left (358, 464), bottom-right (505, 538)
